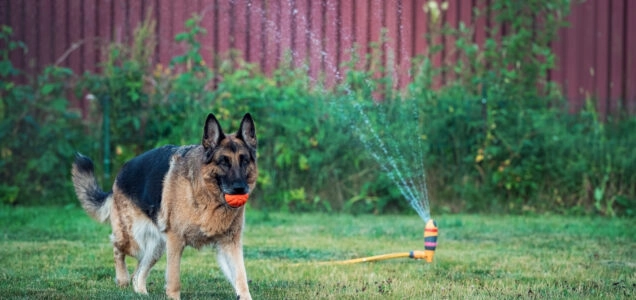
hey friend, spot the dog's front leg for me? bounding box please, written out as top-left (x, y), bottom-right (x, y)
top-left (218, 240), bottom-right (252, 300)
top-left (165, 233), bottom-right (185, 300)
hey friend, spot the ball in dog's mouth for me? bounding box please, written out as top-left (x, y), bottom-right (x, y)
top-left (224, 194), bottom-right (249, 207)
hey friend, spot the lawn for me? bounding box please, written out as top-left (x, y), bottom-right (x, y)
top-left (0, 205), bottom-right (633, 299)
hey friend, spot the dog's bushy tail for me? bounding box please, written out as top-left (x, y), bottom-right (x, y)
top-left (72, 153), bottom-right (113, 223)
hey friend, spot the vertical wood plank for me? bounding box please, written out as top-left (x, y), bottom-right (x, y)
top-left (66, 0), bottom-right (82, 74)
top-left (112, 0), bottom-right (126, 43)
top-left (0, 0), bottom-right (8, 27)
top-left (279, 0), bottom-right (293, 64)
top-left (338, 1), bottom-right (355, 79)
top-left (0, 0), bottom-right (11, 80)
top-left (83, 0), bottom-right (97, 73)
top-left (14, 0), bottom-right (26, 77)
top-left (593, 0), bottom-right (610, 116)
top-left (264, 0), bottom-right (281, 74)
top-left (354, 0), bottom-right (369, 70)
top-left (456, 0), bottom-right (471, 85)
top-left (22, 0), bottom-right (38, 73)
top-left (369, 0), bottom-right (382, 47)
top-left (625, 0), bottom-right (636, 113)
top-left (443, 0), bottom-right (459, 85)
top-left (129, 0), bottom-right (142, 31)
top-left (128, 0), bottom-right (142, 38)
top-left (550, 17), bottom-right (567, 94)
top-left (294, 0), bottom-right (309, 69)
top-left (324, 0), bottom-right (339, 85)
top-left (97, 0), bottom-right (114, 69)
top-left (247, 0), bottom-right (264, 66)
top-left (172, 0), bottom-right (187, 59)
top-left (308, 0), bottom-right (323, 80)
top-left (234, 0), bottom-right (249, 60)
top-left (157, 0), bottom-right (172, 65)
top-left (458, 0), bottom-right (472, 30)
top-left (368, 0), bottom-right (383, 80)
top-left (413, 0), bottom-right (427, 57)
top-left (398, 0), bottom-right (413, 89)
top-left (578, 0), bottom-right (595, 102)
top-left (608, 0), bottom-right (624, 113)
top-left (384, 0), bottom-right (399, 88)
top-left (216, 0), bottom-right (231, 56)
top-left (200, 0), bottom-right (216, 67)
top-left (0, 0), bottom-right (10, 69)
top-left (53, 0), bottom-right (69, 67)
top-left (340, 0), bottom-right (354, 69)
top-left (565, 2), bottom-right (581, 112)
top-left (38, 0), bottom-right (54, 69)
top-left (430, 0), bottom-right (443, 88)
top-left (474, 0), bottom-right (486, 48)
top-left (151, 0), bottom-right (161, 65)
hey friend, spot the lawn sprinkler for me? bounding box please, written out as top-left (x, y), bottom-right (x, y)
top-left (317, 219), bottom-right (438, 265)
top-left (410, 219), bottom-right (439, 263)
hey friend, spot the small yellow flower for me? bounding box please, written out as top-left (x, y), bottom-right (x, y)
top-left (309, 137), bottom-right (319, 147)
top-left (475, 148), bottom-right (484, 163)
top-left (153, 64), bottom-right (164, 77)
top-left (424, 1), bottom-right (442, 23)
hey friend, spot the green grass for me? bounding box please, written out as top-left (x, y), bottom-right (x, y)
top-left (0, 205), bottom-right (634, 299)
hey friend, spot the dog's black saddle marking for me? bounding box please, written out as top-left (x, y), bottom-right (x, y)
top-left (115, 145), bottom-right (180, 222)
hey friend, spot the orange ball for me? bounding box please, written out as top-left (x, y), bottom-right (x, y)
top-left (225, 194), bottom-right (249, 207)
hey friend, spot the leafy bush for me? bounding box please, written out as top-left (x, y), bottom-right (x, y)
top-left (0, 26), bottom-right (90, 205)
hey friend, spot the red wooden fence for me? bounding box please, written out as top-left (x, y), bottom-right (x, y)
top-left (1, 0), bottom-right (635, 115)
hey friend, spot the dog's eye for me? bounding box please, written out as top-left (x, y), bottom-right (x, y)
top-left (218, 156), bottom-right (231, 168)
top-left (239, 155), bottom-right (249, 166)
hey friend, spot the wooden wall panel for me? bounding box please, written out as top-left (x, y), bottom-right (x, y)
top-left (0, 0), bottom-right (633, 116)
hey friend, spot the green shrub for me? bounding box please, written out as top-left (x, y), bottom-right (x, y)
top-left (0, 26), bottom-right (90, 205)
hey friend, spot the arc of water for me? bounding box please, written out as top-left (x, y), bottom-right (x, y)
top-left (352, 102), bottom-right (431, 222)
top-left (241, 1), bottom-right (431, 221)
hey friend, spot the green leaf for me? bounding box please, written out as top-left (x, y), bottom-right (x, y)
top-left (41, 83), bottom-right (55, 95)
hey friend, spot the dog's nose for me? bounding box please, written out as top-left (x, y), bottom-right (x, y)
top-left (229, 182), bottom-right (249, 195)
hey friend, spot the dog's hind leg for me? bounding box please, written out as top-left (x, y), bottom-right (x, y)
top-left (113, 246), bottom-right (130, 287)
top-left (132, 220), bottom-right (166, 295)
top-left (132, 244), bottom-right (164, 295)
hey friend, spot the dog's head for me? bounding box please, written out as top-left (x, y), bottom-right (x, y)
top-left (201, 113), bottom-right (258, 202)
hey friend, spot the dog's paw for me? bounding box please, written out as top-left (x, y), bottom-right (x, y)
top-left (132, 278), bottom-right (148, 295)
top-left (115, 276), bottom-right (130, 287)
top-left (166, 290), bottom-right (181, 300)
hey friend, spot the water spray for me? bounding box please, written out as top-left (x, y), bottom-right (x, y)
top-left (316, 219), bottom-right (438, 265)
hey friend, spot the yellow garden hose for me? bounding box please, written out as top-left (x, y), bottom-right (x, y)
top-left (314, 219), bottom-right (438, 265)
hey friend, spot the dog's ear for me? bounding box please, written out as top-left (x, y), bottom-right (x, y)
top-left (237, 113), bottom-right (257, 150)
top-left (202, 113), bottom-right (225, 150)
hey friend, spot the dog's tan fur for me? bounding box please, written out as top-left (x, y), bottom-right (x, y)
top-left (72, 113), bottom-right (257, 300)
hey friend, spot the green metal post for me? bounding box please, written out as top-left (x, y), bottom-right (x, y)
top-left (102, 95), bottom-right (111, 182)
top-left (481, 79), bottom-right (488, 135)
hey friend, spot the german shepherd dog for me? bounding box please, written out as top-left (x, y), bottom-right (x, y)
top-left (71, 113), bottom-right (257, 300)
